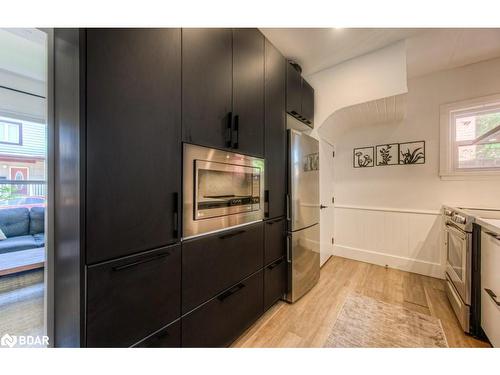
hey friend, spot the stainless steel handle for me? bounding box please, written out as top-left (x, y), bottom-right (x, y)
top-left (485, 288), bottom-right (500, 306)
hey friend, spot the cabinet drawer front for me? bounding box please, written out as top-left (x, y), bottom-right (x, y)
top-left (133, 320), bottom-right (180, 348)
top-left (182, 270), bottom-right (263, 347)
top-left (182, 222), bottom-right (264, 313)
top-left (264, 217), bottom-right (286, 265)
top-left (481, 231), bottom-right (500, 347)
top-left (264, 257), bottom-right (286, 311)
top-left (86, 245), bottom-right (181, 347)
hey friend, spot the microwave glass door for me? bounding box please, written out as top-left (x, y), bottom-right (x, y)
top-left (194, 160), bottom-right (261, 220)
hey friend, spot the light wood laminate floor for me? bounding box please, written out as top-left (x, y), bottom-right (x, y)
top-left (232, 256), bottom-right (490, 348)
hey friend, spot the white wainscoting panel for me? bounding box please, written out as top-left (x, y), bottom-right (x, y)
top-left (333, 205), bottom-right (444, 278)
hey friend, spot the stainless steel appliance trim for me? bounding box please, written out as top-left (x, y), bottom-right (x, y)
top-left (445, 275), bottom-right (470, 332)
top-left (181, 220), bottom-right (262, 241)
top-left (183, 143), bottom-right (265, 238)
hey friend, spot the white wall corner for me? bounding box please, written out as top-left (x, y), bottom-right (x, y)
top-left (306, 40), bottom-right (408, 142)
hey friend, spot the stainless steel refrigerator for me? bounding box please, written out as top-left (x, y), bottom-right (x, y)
top-left (286, 129), bottom-right (320, 303)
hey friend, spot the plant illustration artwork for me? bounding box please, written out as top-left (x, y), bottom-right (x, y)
top-left (353, 147), bottom-right (374, 168)
top-left (399, 141), bottom-right (425, 165)
top-left (376, 143), bottom-right (398, 166)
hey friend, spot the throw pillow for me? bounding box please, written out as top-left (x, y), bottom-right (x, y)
top-left (0, 228), bottom-right (6, 240)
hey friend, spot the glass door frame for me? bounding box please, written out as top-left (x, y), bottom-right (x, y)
top-left (38, 27), bottom-right (54, 347)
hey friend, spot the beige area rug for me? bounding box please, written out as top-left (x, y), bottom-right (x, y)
top-left (324, 293), bottom-right (448, 348)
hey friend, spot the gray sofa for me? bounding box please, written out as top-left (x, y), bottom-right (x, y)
top-left (0, 207), bottom-right (45, 255)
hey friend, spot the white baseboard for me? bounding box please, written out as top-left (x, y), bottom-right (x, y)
top-left (333, 244), bottom-right (445, 279)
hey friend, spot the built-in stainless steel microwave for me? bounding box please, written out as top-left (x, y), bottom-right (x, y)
top-left (183, 144), bottom-right (265, 239)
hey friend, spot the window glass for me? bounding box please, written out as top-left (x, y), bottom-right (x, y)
top-left (0, 120), bottom-right (21, 144)
top-left (453, 107), bottom-right (500, 171)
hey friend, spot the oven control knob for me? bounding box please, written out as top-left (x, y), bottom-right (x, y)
top-left (453, 215), bottom-right (466, 224)
top-left (444, 209), bottom-right (452, 216)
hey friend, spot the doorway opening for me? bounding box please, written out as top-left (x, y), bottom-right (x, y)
top-left (0, 28), bottom-right (49, 347)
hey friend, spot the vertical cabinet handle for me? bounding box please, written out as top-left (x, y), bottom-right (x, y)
top-left (286, 194), bottom-right (291, 221)
top-left (286, 235), bottom-right (291, 263)
top-left (173, 192), bottom-right (179, 239)
top-left (232, 115), bottom-right (239, 149)
top-left (226, 111), bottom-right (233, 148)
top-left (264, 190), bottom-right (269, 218)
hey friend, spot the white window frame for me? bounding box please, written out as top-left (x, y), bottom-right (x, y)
top-left (0, 119), bottom-right (22, 145)
top-left (440, 93), bottom-right (500, 180)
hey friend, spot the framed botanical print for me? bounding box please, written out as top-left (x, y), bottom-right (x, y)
top-left (353, 147), bottom-right (374, 168)
top-left (399, 141), bottom-right (425, 165)
top-left (376, 143), bottom-right (399, 166)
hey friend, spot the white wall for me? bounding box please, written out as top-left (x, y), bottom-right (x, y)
top-left (307, 41), bottom-right (408, 133)
top-left (327, 56), bottom-right (500, 278)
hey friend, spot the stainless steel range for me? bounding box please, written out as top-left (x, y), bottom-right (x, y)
top-left (443, 205), bottom-right (500, 336)
top-left (443, 206), bottom-right (474, 333)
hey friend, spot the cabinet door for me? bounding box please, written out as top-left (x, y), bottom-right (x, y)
top-left (301, 79), bottom-right (314, 125)
top-left (481, 231), bottom-right (500, 347)
top-left (182, 28), bottom-right (233, 150)
top-left (264, 40), bottom-right (286, 219)
top-left (264, 217), bottom-right (286, 265)
top-left (286, 62), bottom-right (302, 117)
top-left (182, 222), bottom-right (264, 313)
top-left (86, 245), bottom-right (181, 347)
top-left (264, 257), bottom-right (286, 311)
top-left (182, 270), bottom-right (264, 347)
top-left (232, 28), bottom-right (265, 157)
top-left (86, 29), bottom-right (181, 264)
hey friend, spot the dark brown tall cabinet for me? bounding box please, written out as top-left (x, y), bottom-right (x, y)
top-left (182, 28), bottom-right (264, 157)
top-left (264, 39), bottom-right (286, 220)
top-left (86, 29), bottom-right (182, 264)
top-left (286, 62), bottom-right (314, 127)
top-left (54, 28), bottom-right (293, 348)
top-left (84, 29), bottom-right (182, 347)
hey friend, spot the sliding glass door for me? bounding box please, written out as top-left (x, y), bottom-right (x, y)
top-left (0, 28), bottom-right (51, 348)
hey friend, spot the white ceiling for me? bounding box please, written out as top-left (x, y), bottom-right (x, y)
top-left (406, 29), bottom-right (500, 78)
top-left (260, 28), bottom-right (424, 75)
top-left (261, 28), bottom-right (500, 79)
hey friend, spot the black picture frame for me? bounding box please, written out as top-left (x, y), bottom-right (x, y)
top-left (375, 143), bottom-right (399, 166)
top-left (398, 140), bottom-right (425, 165)
top-left (353, 146), bottom-right (374, 168)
